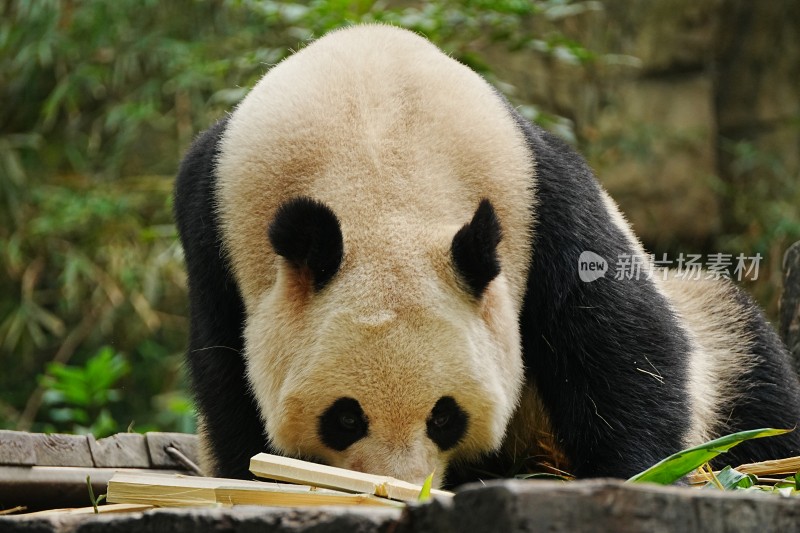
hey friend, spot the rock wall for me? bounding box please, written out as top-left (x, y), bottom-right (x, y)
top-left (493, 0), bottom-right (799, 253)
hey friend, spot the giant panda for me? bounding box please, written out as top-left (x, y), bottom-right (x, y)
top-left (173, 24), bottom-right (800, 487)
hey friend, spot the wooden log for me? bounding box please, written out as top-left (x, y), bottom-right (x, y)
top-left (106, 472), bottom-right (402, 508)
top-left (249, 453), bottom-right (453, 502)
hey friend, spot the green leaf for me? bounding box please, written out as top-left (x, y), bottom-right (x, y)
top-left (713, 466), bottom-right (756, 490)
top-left (628, 428), bottom-right (792, 485)
top-left (774, 477), bottom-right (796, 490)
top-left (418, 471), bottom-right (434, 502)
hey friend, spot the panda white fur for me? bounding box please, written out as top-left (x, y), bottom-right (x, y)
top-left (174, 24), bottom-right (800, 486)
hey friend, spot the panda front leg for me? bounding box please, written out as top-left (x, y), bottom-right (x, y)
top-left (186, 320), bottom-right (268, 479)
top-left (517, 124), bottom-right (693, 478)
top-left (174, 119), bottom-right (272, 479)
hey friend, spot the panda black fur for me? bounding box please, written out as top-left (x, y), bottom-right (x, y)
top-left (174, 24), bottom-right (800, 485)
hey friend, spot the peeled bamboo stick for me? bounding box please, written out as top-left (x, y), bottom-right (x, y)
top-left (733, 455), bottom-right (800, 476)
top-left (106, 472), bottom-right (401, 508)
top-left (686, 455), bottom-right (800, 484)
top-left (249, 453), bottom-right (453, 502)
top-left (23, 503), bottom-right (155, 516)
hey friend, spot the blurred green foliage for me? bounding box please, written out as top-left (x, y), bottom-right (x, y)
top-left (40, 346), bottom-right (129, 437)
top-left (0, 0), bottom-right (598, 434)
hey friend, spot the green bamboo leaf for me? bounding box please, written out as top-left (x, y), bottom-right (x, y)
top-left (774, 477), bottom-right (797, 490)
top-left (418, 471), bottom-right (434, 502)
top-left (628, 428), bottom-right (792, 485)
top-left (714, 466), bottom-right (756, 490)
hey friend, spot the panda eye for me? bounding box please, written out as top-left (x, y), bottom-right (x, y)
top-left (431, 413), bottom-right (450, 428)
top-left (319, 397), bottom-right (368, 451)
top-left (338, 412), bottom-right (359, 431)
top-left (427, 396), bottom-right (468, 451)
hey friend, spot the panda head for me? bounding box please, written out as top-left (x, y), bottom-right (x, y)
top-left (242, 195), bottom-right (524, 487)
top-left (215, 23), bottom-right (534, 488)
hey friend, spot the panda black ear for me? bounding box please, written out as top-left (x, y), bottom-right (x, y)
top-left (451, 199), bottom-right (503, 298)
top-left (268, 197), bottom-right (343, 291)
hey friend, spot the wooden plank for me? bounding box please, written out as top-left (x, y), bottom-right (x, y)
top-left (34, 433), bottom-right (93, 467)
top-left (106, 472), bottom-right (403, 508)
top-left (89, 433), bottom-right (150, 468)
top-left (145, 432), bottom-right (199, 469)
top-left (249, 453), bottom-right (453, 502)
top-left (0, 430), bottom-right (36, 466)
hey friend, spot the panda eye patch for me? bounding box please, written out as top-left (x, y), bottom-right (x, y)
top-left (319, 397), bottom-right (368, 451)
top-left (427, 396), bottom-right (468, 451)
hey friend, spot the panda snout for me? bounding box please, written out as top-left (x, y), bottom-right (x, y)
top-left (344, 452), bottom-right (442, 487)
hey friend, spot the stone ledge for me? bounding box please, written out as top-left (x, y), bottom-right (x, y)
top-left (407, 479), bottom-right (800, 532)
top-left (2, 505), bottom-right (402, 533)
top-left (4, 479), bottom-right (800, 533)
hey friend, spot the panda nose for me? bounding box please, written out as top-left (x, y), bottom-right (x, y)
top-left (376, 454), bottom-right (441, 487)
top-left (346, 449), bottom-right (440, 487)
top-left (348, 458), bottom-right (365, 473)
top-left (401, 469), bottom-right (443, 488)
